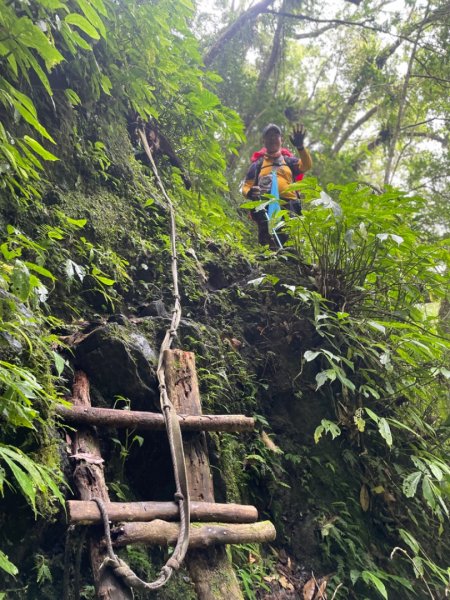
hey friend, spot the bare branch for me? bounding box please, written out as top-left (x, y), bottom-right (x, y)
top-left (401, 117), bottom-right (450, 130)
top-left (407, 132), bottom-right (448, 147)
top-left (332, 105), bottom-right (380, 154)
top-left (256, 1), bottom-right (286, 97)
top-left (291, 23), bottom-right (336, 39)
top-left (264, 10), bottom-right (417, 42)
top-left (203, 0), bottom-right (274, 67)
top-left (384, 17), bottom-right (423, 186)
top-left (330, 37), bottom-right (402, 142)
top-left (410, 73), bottom-right (450, 87)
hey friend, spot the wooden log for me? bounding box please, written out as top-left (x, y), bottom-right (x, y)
top-left (68, 500), bottom-right (258, 525)
top-left (111, 520), bottom-right (276, 549)
top-left (164, 349), bottom-right (245, 600)
top-left (57, 404), bottom-right (254, 432)
top-left (69, 371), bottom-right (133, 600)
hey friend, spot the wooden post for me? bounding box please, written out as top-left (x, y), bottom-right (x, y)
top-left (164, 350), bottom-right (245, 600)
top-left (111, 520), bottom-right (276, 548)
top-left (57, 404), bottom-right (255, 432)
top-left (69, 371), bottom-right (133, 600)
top-left (68, 500), bottom-right (258, 525)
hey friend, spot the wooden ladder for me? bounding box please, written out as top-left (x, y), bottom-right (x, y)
top-left (60, 349), bottom-right (276, 600)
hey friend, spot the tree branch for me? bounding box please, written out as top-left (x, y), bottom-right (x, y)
top-left (401, 117), bottom-right (450, 130)
top-left (330, 37), bottom-right (402, 142)
top-left (264, 10), bottom-right (418, 42)
top-left (385, 5), bottom-right (429, 185)
top-left (332, 105), bottom-right (380, 154)
top-left (407, 132), bottom-right (448, 147)
top-left (203, 0), bottom-right (274, 67)
top-left (291, 23), bottom-right (336, 39)
top-left (410, 73), bottom-right (450, 87)
top-left (256, 2), bottom-right (286, 97)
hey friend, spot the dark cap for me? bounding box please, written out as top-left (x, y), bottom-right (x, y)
top-left (262, 123), bottom-right (281, 137)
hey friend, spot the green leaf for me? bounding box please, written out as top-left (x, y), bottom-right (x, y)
top-left (350, 569), bottom-right (360, 584)
top-left (10, 261), bottom-right (31, 301)
top-left (65, 13), bottom-right (100, 39)
top-left (421, 476), bottom-right (436, 510)
top-left (64, 89), bottom-right (82, 106)
top-left (378, 418), bottom-right (392, 447)
top-left (94, 274), bottom-right (115, 286)
top-left (240, 200), bottom-right (268, 210)
top-left (76, 0), bottom-right (106, 37)
top-left (23, 136), bottom-right (58, 161)
top-left (304, 350), bottom-right (320, 362)
top-left (100, 74), bottom-right (112, 95)
top-left (399, 529), bottom-right (420, 554)
top-left (314, 419), bottom-right (341, 443)
top-left (403, 471), bottom-right (422, 498)
top-left (361, 571), bottom-right (388, 599)
top-left (0, 453), bottom-right (37, 513)
top-left (25, 262), bottom-right (56, 281)
top-left (52, 351), bottom-right (66, 377)
top-left (0, 550), bottom-right (18, 576)
top-left (65, 216), bottom-right (87, 228)
top-left (412, 556), bottom-right (424, 577)
top-left (367, 321), bottom-right (386, 334)
top-left (365, 407), bottom-right (379, 423)
top-left (315, 369), bottom-right (336, 389)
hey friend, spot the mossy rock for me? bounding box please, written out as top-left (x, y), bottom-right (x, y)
top-left (74, 323), bottom-right (158, 410)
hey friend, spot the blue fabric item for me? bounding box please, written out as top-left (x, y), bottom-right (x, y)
top-left (267, 168), bottom-right (280, 218)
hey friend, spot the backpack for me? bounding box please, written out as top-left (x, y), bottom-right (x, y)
top-left (251, 147), bottom-right (305, 188)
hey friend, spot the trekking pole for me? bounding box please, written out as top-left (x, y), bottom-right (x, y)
top-left (265, 208), bottom-right (283, 250)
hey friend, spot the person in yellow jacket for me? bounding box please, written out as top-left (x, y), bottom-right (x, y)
top-left (242, 123), bottom-right (312, 246)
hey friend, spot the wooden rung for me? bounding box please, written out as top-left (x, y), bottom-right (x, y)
top-left (67, 500), bottom-right (258, 525)
top-left (57, 404), bottom-right (254, 432)
top-left (110, 520), bottom-right (276, 549)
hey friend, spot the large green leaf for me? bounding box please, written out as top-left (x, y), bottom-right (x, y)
top-left (65, 13), bottom-right (100, 39)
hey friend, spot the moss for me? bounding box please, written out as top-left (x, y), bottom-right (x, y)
top-left (59, 189), bottom-right (141, 248)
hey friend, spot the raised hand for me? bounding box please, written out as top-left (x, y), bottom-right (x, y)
top-left (290, 124), bottom-right (307, 149)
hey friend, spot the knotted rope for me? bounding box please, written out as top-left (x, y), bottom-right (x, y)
top-left (93, 126), bottom-right (190, 591)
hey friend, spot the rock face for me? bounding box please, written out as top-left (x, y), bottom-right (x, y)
top-left (74, 323), bottom-right (159, 410)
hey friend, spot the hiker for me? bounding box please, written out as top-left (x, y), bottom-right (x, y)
top-left (242, 123), bottom-right (312, 247)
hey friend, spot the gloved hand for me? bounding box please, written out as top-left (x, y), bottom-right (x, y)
top-left (248, 185), bottom-right (261, 200)
top-left (290, 124), bottom-right (307, 150)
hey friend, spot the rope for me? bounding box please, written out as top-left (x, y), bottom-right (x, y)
top-left (138, 126), bottom-right (191, 576)
top-left (92, 126), bottom-right (190, 592)
top-left (93, 497), bottom-right (170, 591)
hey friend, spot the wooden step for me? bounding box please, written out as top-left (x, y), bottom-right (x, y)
top-left (110, 519), bottom-right (276, 549)
top-left (67, 500), bottom-right (258, 525)
top-left (57, 404), bottom-right (254, 432)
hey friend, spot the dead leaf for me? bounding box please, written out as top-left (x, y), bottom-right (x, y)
top-left (261, 431), bottom-right (283, 454)
top-left (186, 247), bottom-right (208, 282)
top-left (360, 483), bottom-right (370, 512)
top-left (315, 579), bottom-right (327, 599)
top-left (303, 578), bottom-right (316, 600)
top-left (383, 490), bottom-right (396, 503)
top-left (279, 575), bottom-right (294, 591)
top-left (248, 553), bottom-right (256, 564)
